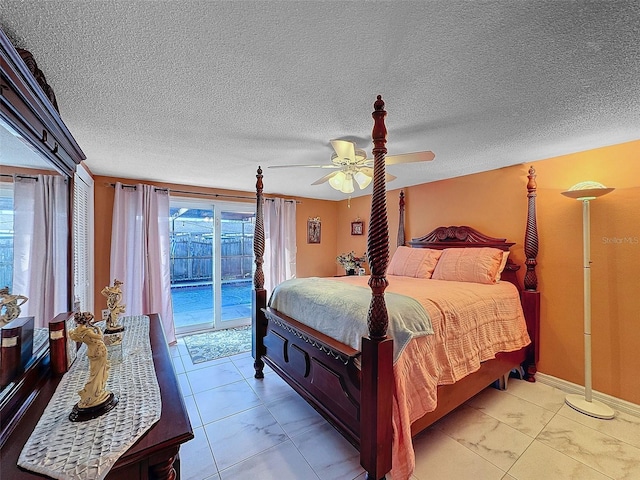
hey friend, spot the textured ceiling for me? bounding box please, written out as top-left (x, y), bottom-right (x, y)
top-left (2, 1), bottom-right (639, 200)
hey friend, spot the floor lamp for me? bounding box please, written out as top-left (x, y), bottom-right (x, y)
top-left (562, 181), bottom-right (615, 419)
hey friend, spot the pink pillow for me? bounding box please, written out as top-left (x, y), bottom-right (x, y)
top-left (496, 251), bottom-right (510, 282)
top-left (388, 246), bottom-right (442, 278)
top-left (431, 247), bottom-right (504, 284)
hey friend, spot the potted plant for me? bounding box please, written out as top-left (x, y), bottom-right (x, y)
top-left (336, 251), bottom-right (367, 275)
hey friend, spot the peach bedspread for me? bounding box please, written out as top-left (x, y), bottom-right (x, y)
top-left (334, 275), bottom-right (531, 480)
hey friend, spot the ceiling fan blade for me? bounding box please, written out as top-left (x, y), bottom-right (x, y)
top-left (311, 171), bottom-right (340, 185)
top-left (384, 151), bottom-right (435, 165)
top-left (330, 139), bottom-right (356, 163)
top-left (268, 164), bottom-right (340, 169)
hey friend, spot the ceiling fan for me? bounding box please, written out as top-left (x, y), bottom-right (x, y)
top-left (268, 140), bottom-right (435, 194)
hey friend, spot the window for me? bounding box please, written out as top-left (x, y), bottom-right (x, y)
top-left (0, 183), bottom-right (13, 290)
top-left (72, 164), bottom-right (94, 313)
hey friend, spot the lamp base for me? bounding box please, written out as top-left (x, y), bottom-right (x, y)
top-left (565, 394), bottom-right (615, 419)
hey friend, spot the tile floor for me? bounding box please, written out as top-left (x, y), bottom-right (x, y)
top-left (170, 338), bottom-right (640, 480)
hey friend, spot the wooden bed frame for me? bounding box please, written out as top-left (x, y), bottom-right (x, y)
top-left (251, 96), bottom-right (540, 480)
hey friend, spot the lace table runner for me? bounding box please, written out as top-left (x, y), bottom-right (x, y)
top-left (18, 315), bottom-right (161, 480)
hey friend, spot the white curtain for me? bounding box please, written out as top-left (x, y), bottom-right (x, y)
top-left (13, 175), bottom-right (68, 328)
top-left (110, 183), bottom-right (176, 344)
top-left (264, 198), bottom-right (296, 293)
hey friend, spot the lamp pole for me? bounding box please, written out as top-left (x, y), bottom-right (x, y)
top-left (562, 183), bottom-right (614, 419)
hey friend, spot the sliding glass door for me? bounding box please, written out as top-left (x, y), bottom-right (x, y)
top-left (169, 198), bottom-right (254, 334)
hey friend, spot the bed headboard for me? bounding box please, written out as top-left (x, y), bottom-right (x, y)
top-left (407, 225), bottom-right (521, 291)
top-left (408, 225), bottom-right (514, 251)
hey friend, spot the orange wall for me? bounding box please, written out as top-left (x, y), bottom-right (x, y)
top-left (295, 198), bottom-right (339, 278)
top-left (93, 175), bottom-right (339, 314)
top-left (336, 140), bottom-right (640, 405)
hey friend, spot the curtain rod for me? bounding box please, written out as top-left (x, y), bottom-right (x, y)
top-left (108, 183), bottom-right (300, 204)
top-left (0, 173), bottom-right (39, 181)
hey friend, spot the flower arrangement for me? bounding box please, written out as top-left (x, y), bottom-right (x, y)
top-left (336, 251), bottom-right (367, 273)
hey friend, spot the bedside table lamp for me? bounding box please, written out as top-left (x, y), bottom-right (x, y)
top-left (561, 181), bottom-right (615, 419)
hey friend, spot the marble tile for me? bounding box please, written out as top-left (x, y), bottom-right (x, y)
top-left (204, 475), bottom-right (220, 480)
top-left (170, 341), bottom-right (190, 358)
top-left (177, 372), bottom-right (192, 396)
top-left (265, 392), bottom-right (325, 438)
top-left (172, 355), bottom-right (185, 374)
top-left (290, 422), bottom-right (363, 480)
top-left (433, 404), bottom-right (534, 471)
top-left (183, 394), bottom-right (202, 428)
top-left (505, 378), bottom-right (567, 413)
top-left (412, 428), bottom-right (505, 480)
top-left (186, 361), bottom-right (244, 394)
top-left (247, 371), bottom-right (295, 403)
top-left (168, 343), bottom-right (181, 358)
top-left (204, 405), bottom-right (287, 471)
top-left (537, 414), bottom-right (640, 479)
top-left (465, 387), bottom-right (555, 437)
top-left (231, 354), bottom-right (262, 379)
top-left (195, 380), bottom-right (262, 425)
top-left (501, 475), bottom-right (517, 480)
top-left (508, 440), bottom-right (612, 480)
top-left (558, 403), bottom-right (640, 449)
top-left (179, 426), bottom-right (218, 480)
top-left (218, 440), bottom-right (319, 480)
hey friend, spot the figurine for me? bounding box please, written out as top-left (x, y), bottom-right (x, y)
top-left (101, 279), bottom-right (126, 333)
top-left (68, 311), bottom-right (118, 421)
top-left (0, 286), bottom-right (28, 327)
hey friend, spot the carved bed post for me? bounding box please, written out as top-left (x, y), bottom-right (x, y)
top-left (252, 167), bottom-right (267, 378)
top-left (397, 190), bottom-right (406, 247)
top-left (521, 166), bottom-right (540, 380)
top-left (360, 96), bottom-right (393, 480)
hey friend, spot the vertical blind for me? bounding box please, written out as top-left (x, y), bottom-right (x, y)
top-left (73, 164), bottom-right (94, 313)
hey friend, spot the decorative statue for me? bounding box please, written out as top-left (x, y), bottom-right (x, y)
top-left (68, 311), bottom-right (118, 421)
top-left (101, 279), bottom-right (126, 333)
top-left (0, 286), bottom-right (29, 327)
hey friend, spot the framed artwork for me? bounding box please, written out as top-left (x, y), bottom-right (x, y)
top-left (307, 217), bottom-right (321, 244)
top-left (351, 220), bottom-right (364, 236)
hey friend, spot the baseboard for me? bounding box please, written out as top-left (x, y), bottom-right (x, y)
top-left (536, 372), bottom-right (640, 418)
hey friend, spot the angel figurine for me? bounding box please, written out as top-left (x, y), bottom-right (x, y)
top-left (101, 279), bottom-right (126, 333)
top-left (0, 286), bottom-right (29, 327)
top-left (68, 311), bottom-right (118, 421)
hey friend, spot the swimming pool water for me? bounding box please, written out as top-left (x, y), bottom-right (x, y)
top-left (171, 282), bottom-right (251, 308)
top-left (171, 281), bottom-right (252, 329)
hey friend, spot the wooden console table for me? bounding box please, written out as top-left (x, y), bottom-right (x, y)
top-left (0, 314), bottom-right (193, 479)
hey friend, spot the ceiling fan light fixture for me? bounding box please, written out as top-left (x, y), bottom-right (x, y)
top-left (354, 171), bottom-right (372, 189)
top-left (329, 170), bottom-right (346, 190)
top-left (340, 174), bottom-right (355, 194)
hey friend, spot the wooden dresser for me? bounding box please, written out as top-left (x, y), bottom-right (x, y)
top-left (0, 314), bottom-right (193, 479)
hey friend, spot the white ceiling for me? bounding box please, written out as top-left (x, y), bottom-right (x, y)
top-left (2, 1), bottom-right (639, 200)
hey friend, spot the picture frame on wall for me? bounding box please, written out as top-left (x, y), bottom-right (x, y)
top-left (351, 220), bottom-right (364, 236)
top-left (307, 217), bottom-right (321, 244)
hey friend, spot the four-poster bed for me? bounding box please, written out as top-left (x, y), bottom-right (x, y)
top-left (251, 96), bottom-right (540, 480)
